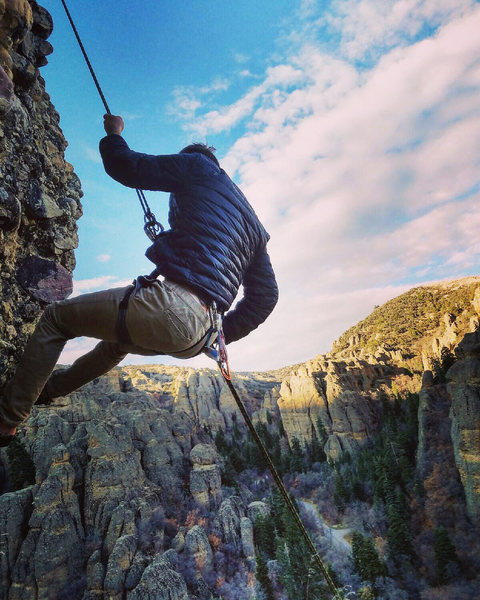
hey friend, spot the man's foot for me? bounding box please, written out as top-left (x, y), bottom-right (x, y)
top-left (0, 419), bottom-right (16, 447)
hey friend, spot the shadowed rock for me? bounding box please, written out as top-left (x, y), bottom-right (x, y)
top-left (17, 256), bottom-right (73, 302)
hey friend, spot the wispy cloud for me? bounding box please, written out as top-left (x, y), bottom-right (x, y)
top-left (233, 53), bottom-right (250, 64)
top-left (96, 254), bottom-right (111, 263)
top-left (167, 77), bottom-right (231, 121)
top-left (326, 0), bottom-right (475, 61)
top-left (71, 276), bottom-right (132, 297)
top-left (188, 64), bottom-right (306, 137)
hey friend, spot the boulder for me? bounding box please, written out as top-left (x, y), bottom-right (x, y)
top-left (184, 525), bottom-right (213, 573)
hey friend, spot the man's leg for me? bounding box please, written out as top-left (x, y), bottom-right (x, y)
top-left (1, 279), bottom-right (210, 429)
top-left (0, 285), bottom-right (131, 427)
top-left (43, 341), bottom-right (128, 400)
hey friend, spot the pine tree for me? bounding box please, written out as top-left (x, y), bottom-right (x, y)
top-left (254, 514), bottom-right (276, 558)
top-left (316, 417), bottom-right (329, 446)
top-left (352, 532), bottom-right (386, 582)
top-left (289, 437), bottom-right (304, 473)
top-left (214, 428), bottom-right (229, 454)
top-left (255, 553), bottom-right (275, 600)
top-left (386, 492), bottom-right (414, 562)
top-left (232, 421), bottom-right (242, 440)
top-left (434, 526), bottom-right (459, 584)
top-left (310, 425), bottom-right (327, 464)
top-left (6, 437), bottom-right (36, 491)
top-left (271, 433), bottom-right (282, 472)
top-left (333, 474), bottom-right (349, 510)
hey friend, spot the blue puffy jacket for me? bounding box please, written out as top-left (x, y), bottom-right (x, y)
top-left (99, 134), bottom-right (278, 344)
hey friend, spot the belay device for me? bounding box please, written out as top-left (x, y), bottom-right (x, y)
top-left (202, 302), bottom-right (231, 380)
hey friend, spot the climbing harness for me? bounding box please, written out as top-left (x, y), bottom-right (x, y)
top-left (60, 0), bottom-right (164, 242)
top-left (60, 2), bottom-right (342, 596)
top-left (115, 274), bottom-right (160, 345)
top-left (205, 322), bottom-right (343, 600)
top-left (115, 272), bottom-right (212, 358)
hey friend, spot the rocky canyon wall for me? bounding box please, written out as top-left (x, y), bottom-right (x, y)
top-left (0, 372), bottom-right (262, 599)
top-left (0, 0), bottom-right (82, 388)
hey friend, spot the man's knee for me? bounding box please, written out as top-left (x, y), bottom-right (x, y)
top-left (42, 302), bottom-right (74, 339)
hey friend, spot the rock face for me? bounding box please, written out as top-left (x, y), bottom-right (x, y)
top-left (447, 330), bottom-right (480, 519)
top-left (416, 376), bottom-right (466, 528)
top-left (0, 375), bottom-right (259, 599)
top-left (415, 356), bottom-right (480, 578)
top-left (277, 279), bottom-right (480, 460)
top-left (277, 357), bottom-right (395, 459)
top-left (0, 0), bottom-right (82, 389)
top-left (1, 286), bottom-right (480, 596)
top-left (189, 443), bottom-right (222, 509)
top-left (122, 364), bottom-right (283, 434)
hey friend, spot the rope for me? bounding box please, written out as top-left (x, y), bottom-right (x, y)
top-left (222, 373), bottom-right (344, 600)
top-left (60, 0), bottom-right (111, 115)
top-left (60, 0), bottom-right (163, 241)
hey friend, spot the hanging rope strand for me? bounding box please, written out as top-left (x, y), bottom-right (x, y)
top-left (60, 0), bottom-right (163, 240)
top-left (60, 0), bottom-right (111, 115)
top-left (222, 375), bottom-right (343, 600)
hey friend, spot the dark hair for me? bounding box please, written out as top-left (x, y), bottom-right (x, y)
top-left (180, 142), bottom-right (220, 167)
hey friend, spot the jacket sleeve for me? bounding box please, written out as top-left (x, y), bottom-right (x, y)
top-left (222, 247), bottom-right (278, 345)
top-left (99, 134), bottom-right (190, 192)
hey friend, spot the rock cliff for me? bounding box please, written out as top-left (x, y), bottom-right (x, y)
top-left (446, 330), bottom-right (480, 519)
top-left (276, 279), bottom-right (480, 460)
top-left (0, 0), bottom-right (82, 389)
top-left (1, 375), bottom-right (260, 599)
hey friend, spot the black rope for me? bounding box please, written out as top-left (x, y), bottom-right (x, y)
top-left (60, 0), bottom-right (111, 115)
top-left (60, 0), bottom-right (163, 240)
top-left (222, 374), bottom-right (344, 600)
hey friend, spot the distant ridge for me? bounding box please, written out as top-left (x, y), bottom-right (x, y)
top-left (331, 276), bottom-right (480, 366)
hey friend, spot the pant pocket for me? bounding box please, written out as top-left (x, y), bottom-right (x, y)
top-left (164, 307), bottom-right (192, 342)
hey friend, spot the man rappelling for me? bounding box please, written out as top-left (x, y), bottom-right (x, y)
top-left (0, 114), bottom-right (278, 446)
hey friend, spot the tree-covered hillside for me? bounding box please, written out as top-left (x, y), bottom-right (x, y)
top-left (332, 280), bottom-right (479, 359)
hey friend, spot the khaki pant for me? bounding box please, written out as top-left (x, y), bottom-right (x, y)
top-left (0, 279), bottom-right (211, 427)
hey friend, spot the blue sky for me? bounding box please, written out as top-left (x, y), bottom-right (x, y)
top-left (42, 0), bottom-right (480, 371)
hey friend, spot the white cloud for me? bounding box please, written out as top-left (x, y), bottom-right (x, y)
top-left (168, 4), bottom-right (480, 370)
top-left (233, 53), bottom-right (250, 64)
top-left (96, 254), bottom-right (111, 263)
top-left (167, 78), bottom-right (231, 121)
top-left (188, 64), bottom-right (307, 137)
top-left (71, 276), bottom-right (132, 297)
top-left (323, 0), bottom-right (476, 61)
